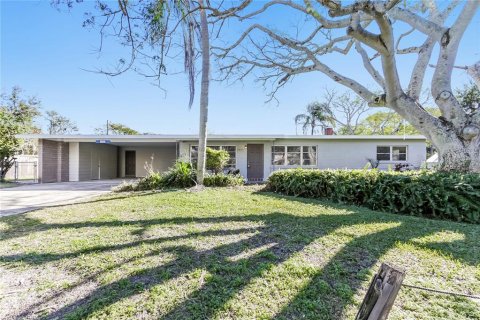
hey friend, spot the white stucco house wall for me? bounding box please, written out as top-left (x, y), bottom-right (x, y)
top-left (19, 134), bottom-right (427, 183)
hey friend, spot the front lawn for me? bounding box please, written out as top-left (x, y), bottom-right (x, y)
top-left (0, 187), bottom-right (479, 319)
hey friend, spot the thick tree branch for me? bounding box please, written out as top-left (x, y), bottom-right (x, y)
top-left (318, 0), bottom-right (401, 17)
top-left (389, 7), bottom-right (446, 40)
top-left (347, 14), bottom-right (387, 54)
top-left (431, 1), bottom-right (478, 128)
top-left (405, 0), bottom-right (459, 100)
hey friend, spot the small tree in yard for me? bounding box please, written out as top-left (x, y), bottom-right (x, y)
top-left (213, 0), bottom-right (480, 172)
top-left (206, 147), bottom-right (230, 174)
top-left (0, 110), bottom-right (20, 181)
top-left (0, 87), bottom-right (41, 181)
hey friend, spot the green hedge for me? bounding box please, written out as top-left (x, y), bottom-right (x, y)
top-left (267, 169), bottom-right (480, 223)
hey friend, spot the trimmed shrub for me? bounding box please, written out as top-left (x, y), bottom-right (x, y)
top-left (204, 173), bottom-right (244, 187)
top-left (267, 169), bottom-right (480, 223)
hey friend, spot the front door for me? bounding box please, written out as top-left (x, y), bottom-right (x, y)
top-left (125, 150), bottom-right (136, 177)
top-left (247, 144), bottom-right (264, 182)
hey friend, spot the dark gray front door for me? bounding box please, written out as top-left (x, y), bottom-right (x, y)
top-left (247, 144), bottom-right (264, 182)
top-left (125, 150), bottom-right (136, 177)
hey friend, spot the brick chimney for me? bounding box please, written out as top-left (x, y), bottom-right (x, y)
top-left (324, 127), bottom-right (334, 135)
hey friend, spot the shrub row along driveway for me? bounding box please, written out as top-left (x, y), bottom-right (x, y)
top-left (0, 187), bottom-right (478, 319)
top-left (0, 180), bottom-right (123, 217)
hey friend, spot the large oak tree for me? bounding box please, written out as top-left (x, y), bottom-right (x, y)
top-left (212, 0), bottom-right (480, 172)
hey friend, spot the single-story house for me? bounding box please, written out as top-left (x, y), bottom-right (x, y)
top-left (18, 134), bottom-right (427, 183)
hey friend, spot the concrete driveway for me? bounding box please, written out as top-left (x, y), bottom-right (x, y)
top-left (0, 180), bottom-right (123, 217)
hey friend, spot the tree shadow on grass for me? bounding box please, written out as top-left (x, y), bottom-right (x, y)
top-left (2, 192), bottom-right (479, 319)
top-left (0, 190), bottom-right (178, 242)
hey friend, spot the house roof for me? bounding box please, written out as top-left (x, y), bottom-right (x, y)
top-left (17, 134), bottom-right (427, 143)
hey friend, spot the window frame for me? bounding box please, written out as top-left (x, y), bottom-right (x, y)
top-left (271, 145), bottom-right (317, 166)
top-left (190, 145), bottom-right (237, 169)
top-left (376, 145), bottom-right (408, 162)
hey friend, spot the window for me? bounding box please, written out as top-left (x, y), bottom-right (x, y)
top-left (287, 146), bottom-right (301, 165)
top-left (302, 146), bottom-right (317, 165)
top-left (392, 146), bottom-right (407, 161)
top-left (222, 146), bottom-right (236, 168)
top-left (190, 145), bottom-right (236, 169)
top-left (376, 146), bottom-right (407, 161)
top-left (271, 146), bottom-right (317, 166)
top-left (376, 146), bottom-right (391, 161)
top-left (272, 146), bottom-right (286, 165)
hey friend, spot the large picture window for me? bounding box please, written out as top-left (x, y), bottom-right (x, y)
top-left (376, 146), bottom-right (407, 161)
top-left (190, 145), bottom-right (237, 169)
top-left (271, 146), bottom-right (317, 166)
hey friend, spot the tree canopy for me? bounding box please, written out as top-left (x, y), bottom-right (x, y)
top-left (95, 122), bottom-right (140, 135)
top-left (46, 110), bottom-right (78, 134)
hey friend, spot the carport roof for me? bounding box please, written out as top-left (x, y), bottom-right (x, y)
top-left (18, 134), bottom-right (427, 142)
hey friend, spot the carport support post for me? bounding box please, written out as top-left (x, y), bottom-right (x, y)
top-left (355, 263), bottom-right (405, 320)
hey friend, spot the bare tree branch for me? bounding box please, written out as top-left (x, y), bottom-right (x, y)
top-left (354, 41), bottom-right (385, 89)
top-left (405, 0), bottom-right (460, 100)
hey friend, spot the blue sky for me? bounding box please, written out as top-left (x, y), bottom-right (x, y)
top-left (1, 1), bottom-right (479, 134)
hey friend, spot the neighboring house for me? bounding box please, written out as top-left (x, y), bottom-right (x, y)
top-left (18, 134), bottom-right (427, 183)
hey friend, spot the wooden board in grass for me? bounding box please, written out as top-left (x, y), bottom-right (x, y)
top-left (356, 263), bottom-right (405, 320)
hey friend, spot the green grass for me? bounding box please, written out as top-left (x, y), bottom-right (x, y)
top-left (0, 181), bottom-right (18, 189)
top-left (0, 187), bottom-right (479, 319)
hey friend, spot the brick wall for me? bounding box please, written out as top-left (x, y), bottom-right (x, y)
top-left (39, 139), bottom-right (69, 183)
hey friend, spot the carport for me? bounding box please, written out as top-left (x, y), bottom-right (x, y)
top-left (28, 135), bottom-right (181, 183)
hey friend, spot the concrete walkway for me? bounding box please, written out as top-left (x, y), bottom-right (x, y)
top-left (0, 180), bottom-right (123, 217)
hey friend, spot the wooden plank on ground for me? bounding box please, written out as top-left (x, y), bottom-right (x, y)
top-left (355, 263), bottom-right (405, 320)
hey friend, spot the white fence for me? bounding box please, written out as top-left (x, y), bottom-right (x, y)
top-left (5, 155), bottom-right (38, 182)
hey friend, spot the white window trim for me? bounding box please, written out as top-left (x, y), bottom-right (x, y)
top-left (271, 145), bottom-right (318, 167)
top-left (190, 145), bottom-right (237, 168)
top-left (376, 145), bottom-right (408, 162)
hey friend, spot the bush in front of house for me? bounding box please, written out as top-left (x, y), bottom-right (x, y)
top-left (161, 161), bottom-right (197, 188)
top-left (113, 161), bottom-right (245, 192)
top-left (266, 169), bottom-right (480, 223)
top-left (203, 173), bottom-right (244, 187)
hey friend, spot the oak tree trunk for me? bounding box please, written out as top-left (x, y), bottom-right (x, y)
top-left (394, 96), bottom-right (480, 172)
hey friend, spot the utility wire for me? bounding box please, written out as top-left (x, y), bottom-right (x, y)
top-left (402, 283), bottom-right (480, 300)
